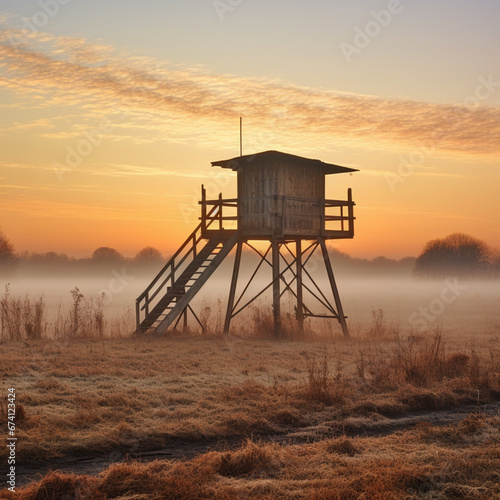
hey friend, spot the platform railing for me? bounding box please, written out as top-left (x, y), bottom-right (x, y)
top-left (200, 185), bottom-right (354, 237)
top-left (323, 188), bottom-right (355, 237)
top-left (200, 185), bottom-right (238, 235)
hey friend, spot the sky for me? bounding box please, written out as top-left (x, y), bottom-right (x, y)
top-left (0, 0), bottom-right (499, 259)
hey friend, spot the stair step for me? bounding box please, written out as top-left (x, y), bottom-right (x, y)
top-left (138, 232), bottom-right (236, 333)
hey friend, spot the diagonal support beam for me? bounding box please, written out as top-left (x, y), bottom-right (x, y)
top-left (318, 237), bottom-right (349, 337)
top-left (224, 240), bottom-right (243, 334)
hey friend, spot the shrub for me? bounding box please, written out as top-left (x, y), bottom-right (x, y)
top-left (366, 330), bottom-right (499, 393)
top-left (0, 285), bottom-right (47, 341)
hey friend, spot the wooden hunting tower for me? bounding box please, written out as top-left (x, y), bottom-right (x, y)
top-left (136, 150), bottom-right (357, 337)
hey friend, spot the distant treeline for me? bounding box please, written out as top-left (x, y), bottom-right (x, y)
top-left (1, 231), bottom-right (499, 279)
top-left (1, 245), bottom-right (166, 278)
top-left (0, 236), bottom-right (417, 279)
top-left (329, 250), bottom-right (416, 278)
top-left (3, 246), bottom-right (417, 279)
top-left (332, 233), bottom-right (500, 279)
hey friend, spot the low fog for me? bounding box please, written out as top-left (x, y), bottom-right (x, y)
top-left (2, 265), bottom-right (498, 340)
top-left (2, 233), bottom-right (498, 339)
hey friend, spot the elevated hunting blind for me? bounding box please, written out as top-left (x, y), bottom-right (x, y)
top-left (136, 150), bottom-right (357, 337)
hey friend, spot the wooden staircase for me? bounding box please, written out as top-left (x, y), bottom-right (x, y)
top-left (136, 207), bottom-right (237, 335)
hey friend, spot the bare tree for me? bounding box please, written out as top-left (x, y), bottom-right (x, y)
top-left (491, 249), bottom-right (500, 277)
top-left (92, 247), bottom-right (125, 262)
top-left (414, 233), bottom-right (492, 278)
top-left (135, 246), bottom-right (163, 263)
top-left (0, 231), bottom-right (17, 276)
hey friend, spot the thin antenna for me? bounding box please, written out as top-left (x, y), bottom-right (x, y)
top-left (239, 117), bottom-right (242, 156)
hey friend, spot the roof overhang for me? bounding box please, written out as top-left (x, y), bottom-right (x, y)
top-left (211, 150), bottom-right (358, 175)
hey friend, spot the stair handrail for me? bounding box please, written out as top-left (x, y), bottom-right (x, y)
top-left (136, 204), bottom-right (220, 327)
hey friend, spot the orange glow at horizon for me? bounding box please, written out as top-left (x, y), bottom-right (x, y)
top-left (1, 28), bottom-right (499, 261)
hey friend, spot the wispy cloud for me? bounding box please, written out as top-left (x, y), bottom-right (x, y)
top-left (0, 118), bottom-right (54, 133)
top-left (85, 163), bottom-right (208, 178)
top-left (0, 159), bottom-right (209, 179)
top-left (0, 183), bottom-right (56, 191)
top-left (1, 30), bottom-right (499, 157)
top-left (0, 160), bottom-right (53, 171)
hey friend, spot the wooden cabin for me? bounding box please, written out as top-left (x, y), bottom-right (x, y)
top-left (210, 150), bottom-right (357, 239)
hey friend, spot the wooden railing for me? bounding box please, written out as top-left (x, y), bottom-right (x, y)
top-left (200, 185), bottom-right (238, 234)
top-left (135, 202), bottom-right (221, 333)
top-left (200, 185), bottom-right (354, 237)
top-left (323, 188), bottom-right (355, 237)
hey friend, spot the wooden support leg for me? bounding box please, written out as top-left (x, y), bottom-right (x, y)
top-left (135, 300), bottom-right (141, 335)
top-left (224, 241), bottom-right (243, 335)
top-left (296, 239), bottom-right (304, 333)
top-left (272, 237), bottom-right (281, 338)
top-left (318, 238), bottom-right (349, 337)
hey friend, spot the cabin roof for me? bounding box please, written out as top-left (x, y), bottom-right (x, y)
top-left (211, 150), bottom-right (358, 175)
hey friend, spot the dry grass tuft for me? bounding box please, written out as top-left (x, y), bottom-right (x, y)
top-left (325, 436), bottom-right (361, 456)
top-left (367, 308), bottom-right (392, 339)
top-left (14, 470), bottom-right (103, 500)
top-left (99, 458), bottom-right (235, 500)
top-left (15, 404), bottom-right (26, 425)
top-left (305, 350), bottom-right (347, 406)
top-left (365, 330), bottom-right (499, 394)
top-left (212, 439), bottom-right (283, 478)
top-left (443, 352), bottom-right (470, 378)
top-left (416, 413), bottom-right (495, 446)
top-left (0, 285), bottom-right (47, 341)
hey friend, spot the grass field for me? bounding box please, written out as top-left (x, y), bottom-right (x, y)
top-left (2, 330), bottom-right (500, 498)
top-left (1, 279), bottom-right (499, 498)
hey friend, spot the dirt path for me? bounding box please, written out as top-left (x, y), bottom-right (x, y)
top-left (13, 401), bottom-right (500, 488)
